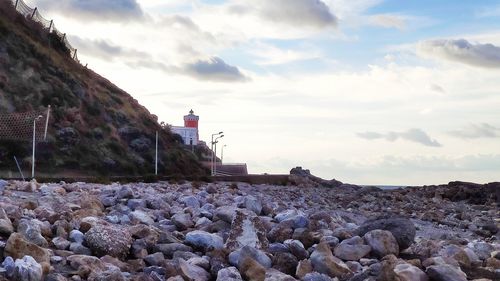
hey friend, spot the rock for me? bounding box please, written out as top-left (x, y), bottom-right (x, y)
top-left (275, 210), bottom-right (304, 223)
top-left (216, 266), bottom-right (244, 281)
top-left (356, 216), bottom-right (415, 250)
top-left (226, 210), bottom-right (269, 251)
top-left (229, 245), bottom-right (272, 269)
top-left (268, 220), bottom-right (294, 243)
top-left (363, 230), bottom-right (399, 258)
top-left (394, 263), bottom-right (428, 281)
top-left (69, 230), bottom-right (85, 243)
top-left (0, 207), bottom-right (13, 236)
top-left (426, 264), bottom-right (467, 281)
top-left (239, 255), bottom-right (266, 281)
top-left (117, 186), bottom-right (134, 199)
top-left (155, 243), bottom-right (193, 258)
top-left (272, 252), bottom-right (298, 276)
top-left (178, 258), bottom-right (210, 281)
top-left (4, 233), bottom-right (50, 266)
top-left (52, 237), bottom-right (70, 250)
top-left (84, 225), bottom-right (133, 259)
top-left (296, 260), bottom-right (313, 279)
top-left (333, 236), bottom-right (371, 261)
top-left (309, 242), bottom-right (351, 279)
top-left (130, 210), bottom-right (155, 225)
top-left (12, 255), bottom-right (43, 281)
top-left (243, 195), bottom-right (262, 215)
top-left (438, 244), bottom-right (471, 268)
top-left (18, 219), bottom-right (48, 247)
top-left (2, 256), bottom-right (15, 277)
top-left (284, 239), bottom-right (308, 260)
top-left (301, 272), bottom-right (336, 281)
top-left (171, 213), bottom-right (193, 231)
top-left (70, 242), bottom-right (93, 255)
top-left (264, 268), bottom-right (297, 281)
top-left (185, 230), bottom-right (224, 251)
top-left (214, 206), bottom-right (237, 223)
top-left (180, 196), bottom-right (201, 208)
top-left (144, 252), bottom-right (165, 266)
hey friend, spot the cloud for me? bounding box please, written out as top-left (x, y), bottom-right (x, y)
top-left (417, 39), bottom-right (500, 68)
top-left (368, 14), bottom-right (407, 30)
top-left (449, 123), bottom-right (500, 139)
top-left (184, 57), bottom-right (248, 82)
top-left (252, 0), bottom-right (337, 28)
top-left (357, 128), bottom-right (442, 147)
top-left (37, 0), bottom-right (144, 22)
top-left (69, 36), bottom-right (148, 60)
top-left (128, 56), bottom-right (248, 82)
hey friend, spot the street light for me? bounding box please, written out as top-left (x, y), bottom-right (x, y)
top-left (211, 131), bottom-right (223, 176)
top-left (213, 135), bottom-right (224, 176)
top-left (221, 144), bottom-right (227, 164)
top-left (32, 115), bottom-right (43, 179)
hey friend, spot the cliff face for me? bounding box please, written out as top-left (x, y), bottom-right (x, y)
top-left (0, 2), bottom-right (206, 177)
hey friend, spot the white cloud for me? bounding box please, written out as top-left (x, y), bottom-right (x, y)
top-left (36, 0), bottom-right (144, 22)
top-left (450, 123), bottom-right (500, 139)
top-left (357, 129), bottom-right (442, 147)
top-left (417, 39), bottom-right (500, 68)
top-left (247, 42), bottom-right (322, 66)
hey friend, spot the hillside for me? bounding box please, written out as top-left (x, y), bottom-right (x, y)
top-left (0, 2), bottom-right (206, 177)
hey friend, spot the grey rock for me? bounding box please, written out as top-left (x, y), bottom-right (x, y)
top-left (180, 196), bottom-right (200, 208)
top-left (185, 230), bottom-right (224, 250)
top-left (155, 243), bottom-right (193, 258)
top-left (426, 264), bottom-right (467, 281)
top-left (13, 255), bottom-right (43, 281)
top-left (229, 245), bottom-right (272, 269)
top-left (356, 216), bottom-right (416, 250)
top-left (144, 252), bottom-right (165, 266)
top-left (243, 195), bottom-right (262, 215)
top-left (127, 199), bottom-right (146, 210)
top-left (225, 210), bottom-right (269, 251)
top-left (301, 272), bottom-right (336, 281)
top-left (70, 242), bottom-right (93, 255)
top-left (216, 266), bottom-right (243, 281)
top-left (284, 239), bottom-right (308, 260)
top-left (334, 236), bottom-right (371, 261)
top-left (52, 237), bottom-right (70, 250)
top-left (84, 225), bottom-right (133, 259)
top-left (69, 230), bottom-right (85, 244)
top-left (2, 256), bottom-right (15, 277)
top-left (18, 219), bottom-right (48, 247)
top-left (364, 230), bottom-right (399, 258)
top-left (171, 213), bottom-right (193, 231)
top-left (178, 258), bottom-right (210, 281)
top-left (130, 210), bottom-right (155, 225)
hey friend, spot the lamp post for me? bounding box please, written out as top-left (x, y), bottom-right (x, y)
top-left (221, 144), bottom-right (227, 164)
top-left (211, 131), bottom-right (223, 176)
top-left (32, 115), bottom-right (43, 179)
top-left (213, 135), bottom-right (224, 176)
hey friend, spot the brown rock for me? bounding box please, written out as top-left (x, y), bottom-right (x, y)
top-left (309, 242), bottom-right (352, 279)
top-left (4, 232), bottom-right (50, 272)
top-left (240, 256), bottom-right (266, 281)
top-left (84, 225), bottom-right (133, 259)
top-left (226, 210), bottom-right (268, 251)
top-left (296, 260), bottom-right (313, 279)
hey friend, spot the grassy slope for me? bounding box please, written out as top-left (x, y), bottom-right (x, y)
top-left (0, 2), bottom-right (207, 177)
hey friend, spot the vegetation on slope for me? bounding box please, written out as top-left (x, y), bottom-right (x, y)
top-left (0, 2), bottom-right (207, 177)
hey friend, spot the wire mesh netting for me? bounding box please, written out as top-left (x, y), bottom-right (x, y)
top-left (9, 0), bottom-right (81, 64)
top-left (0, 109), bottom-right (49, 142)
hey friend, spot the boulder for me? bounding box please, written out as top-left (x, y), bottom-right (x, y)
top-left (171, 213), bottom-right (194, 231)
top-left (178, 258), bottom-right (210, 281)
top-left (394, 263), bottom-right (428, 281)
top-left (364, 230), bottom-right (399, 258)
top-left (426, 264), bottom-right (467, 281)
top-left (0, 207), bottom-right (13, 236)
top-left (155, 243), bottom-right (193, 258)
top-left (284, 239), bottom-right (308, 260)
top-left (264, 268), bottom-right (297, 281)
top-left (229, 245), bottom-right (272, 269)
top-left (243, 195), bottom-right (262, 215)
top-left (296, 260), bottom-right (313, 279)
top-left (17, 219), bottom-right (48, 247)
top-left (12, 255), bottom-right (43, 281)
top-left (272, 252), bottom-right (298, 276)
top-left (84, 225), bottom-right (132, 259)
top-left (309, 242), bottom-right (351, 279)
top-left (185, 230), bottom-right (224, 251)
top-left (239, 255), bottom-right (266, 281)
top-left (4, 233), bottom-right (50, 266)
top-left (356, 216), bottom-right (415, 250)
top-left (226, 210), bottom-right (269, 251)
top-left (334, 236), bottom-right (371, 261)
top-left (216, 266), bottom-right (244, 281)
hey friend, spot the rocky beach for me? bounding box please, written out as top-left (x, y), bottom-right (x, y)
top-left (0, 169), bottom-right (498, 281)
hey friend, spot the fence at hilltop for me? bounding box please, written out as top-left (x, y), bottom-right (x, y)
top-left (7, 0), bottom-right (81, 64)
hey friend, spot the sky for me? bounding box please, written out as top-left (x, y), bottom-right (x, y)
top-left (25, 0), bottom-right (500, 185)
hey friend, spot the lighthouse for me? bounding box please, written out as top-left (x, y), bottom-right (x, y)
top-left (171, 109), bottom-right (200, 146)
